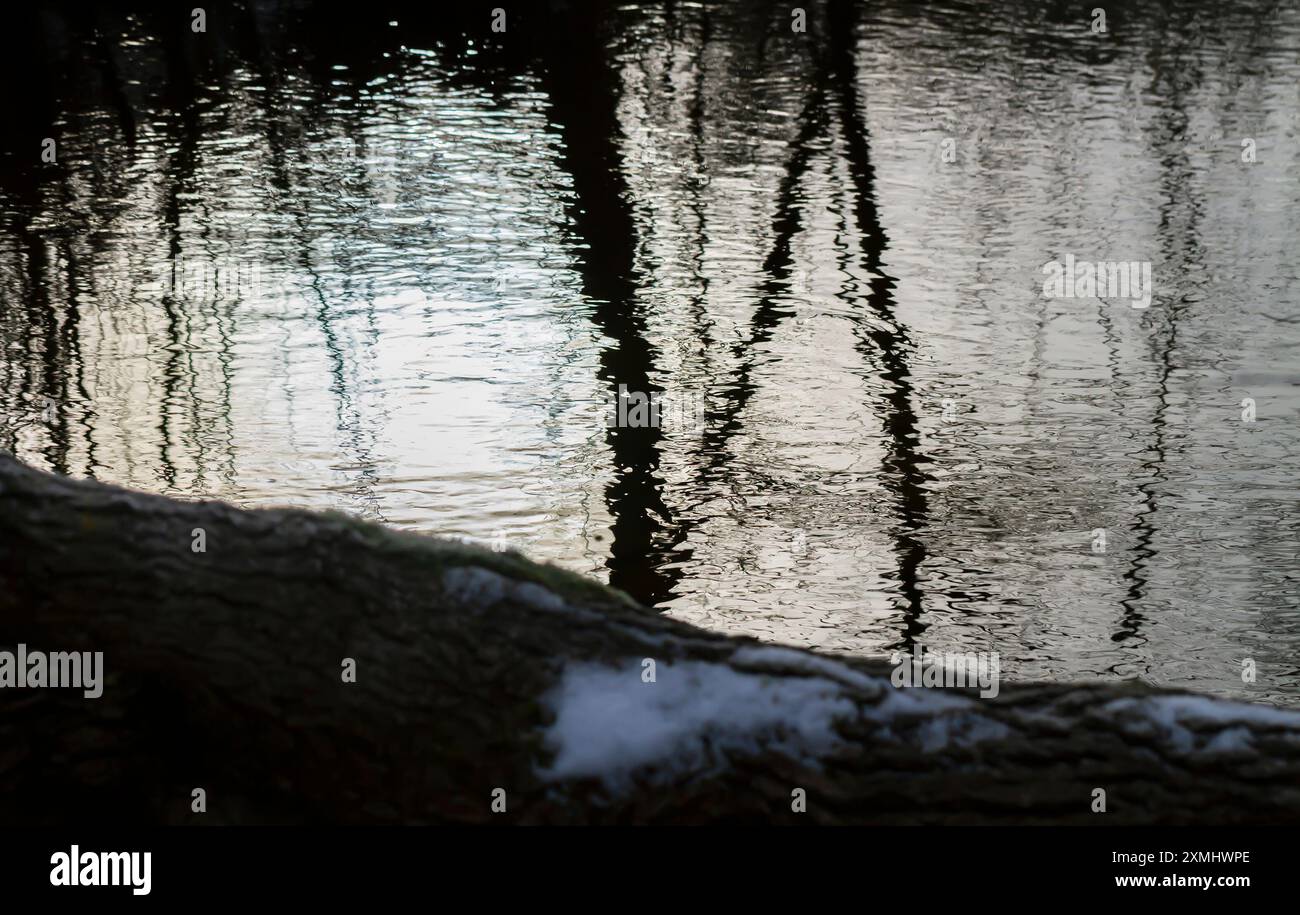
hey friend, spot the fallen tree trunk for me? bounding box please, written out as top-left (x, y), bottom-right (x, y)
top-left (2, 453), bottom-right (1299, 825)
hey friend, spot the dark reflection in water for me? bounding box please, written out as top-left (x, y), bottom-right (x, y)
top-left (2, 0), bottom-right (1298, 704)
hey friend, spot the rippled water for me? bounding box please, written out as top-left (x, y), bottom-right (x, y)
top-left (2, 0), bottom-right (1298, 704)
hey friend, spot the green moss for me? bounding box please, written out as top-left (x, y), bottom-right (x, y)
top-left (312, 508), bottom-right (646, 612)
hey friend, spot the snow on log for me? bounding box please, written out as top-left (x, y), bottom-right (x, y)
top-left (2, 452), bottom-right (1299, 824)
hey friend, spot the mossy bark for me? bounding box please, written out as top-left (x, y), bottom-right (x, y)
top-left (2, 453), bottom-right (1298, 824)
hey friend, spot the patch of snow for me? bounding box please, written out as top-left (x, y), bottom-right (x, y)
top-left (538, 656), bottom-right (1013, 785)
top-left (731, 645), bottom-right (880, 692)
top-left (871, 681), bottom-right (975, 718)
top-left (1202, 727), bottom-right (1254, 754)
top-left (1103, 695), bottom-right (1300, 753)
top-left (441, 566), bottom-right (508, 608)
top-left (538, 659), bottom-right (856, 785)
top-left (441, 566), bottom-right (573, 615)
top-left (514, 580), bottom-right (566, 612)
top-left (871, 683), bottom-right (1007, 750)
top-left (604, 621), bottom-right (677, 648)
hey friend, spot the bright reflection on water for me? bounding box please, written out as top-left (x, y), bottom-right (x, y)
top-left (2, 1), bottom-right (1298, 704)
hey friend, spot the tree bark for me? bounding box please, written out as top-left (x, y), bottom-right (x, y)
top-left (2, 453), bottom-right (1298, 824)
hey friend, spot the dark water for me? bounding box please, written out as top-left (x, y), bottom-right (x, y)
top-left (2, 0), bottom-right (1298, 704)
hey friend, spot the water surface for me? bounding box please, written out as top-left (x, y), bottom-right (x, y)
top-left (2, 0), bottom-right (1299, 704)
